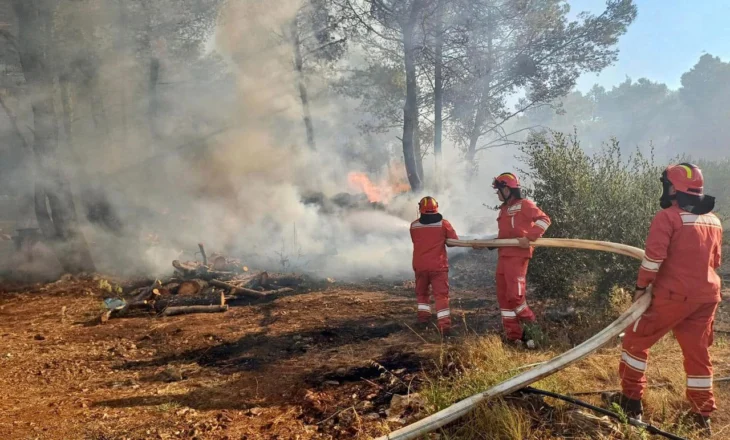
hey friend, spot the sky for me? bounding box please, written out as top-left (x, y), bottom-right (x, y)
top-left (570, 0), bottom-right (730, 92)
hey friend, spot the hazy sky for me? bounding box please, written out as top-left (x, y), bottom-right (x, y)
top-left (571, 0), bottom-right (730, 92)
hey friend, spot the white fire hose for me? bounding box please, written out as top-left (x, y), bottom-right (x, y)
top-left (376, 238), bottom-right (651, 440)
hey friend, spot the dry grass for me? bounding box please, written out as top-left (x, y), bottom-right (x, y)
top-left (421, 329), bottom-right (730, 440)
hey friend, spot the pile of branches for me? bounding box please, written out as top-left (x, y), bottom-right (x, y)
top-left (102, 244), bottom-right (316, 322)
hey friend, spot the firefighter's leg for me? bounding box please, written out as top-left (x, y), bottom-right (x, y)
top-left (496, 257), bottom-right (525, 341)
top-left (414, 271), bottom-right (432, 323)
top-left (674, 302), bottom-right (719, 417)
top-left (431, 271), bottom-right (451, 331)
top-left (513, 258), bottom-right (536, 324)
top-left (620, 297), bottom-right (688, 401)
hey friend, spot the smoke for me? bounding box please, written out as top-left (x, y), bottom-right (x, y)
top-left (0, 0), bottom-right (511, 282)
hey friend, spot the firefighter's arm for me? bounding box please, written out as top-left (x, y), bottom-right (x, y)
top-left (443, 220), bottom-right (459, 246)
top-left (525, 201), bottom-right (551, 241)
top-left (636, 211), bottom-right (675, 290)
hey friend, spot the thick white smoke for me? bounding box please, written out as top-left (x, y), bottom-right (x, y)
top-left (1, 0), bottom-right (515, 281)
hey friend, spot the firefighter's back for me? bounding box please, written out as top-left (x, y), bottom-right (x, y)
top-left (654, 206), bottom-right (723, 302)
top-left (410, 217), bottom-right (451, 272)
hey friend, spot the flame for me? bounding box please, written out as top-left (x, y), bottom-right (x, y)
top-left (347, 171), bottom-right (410, 203)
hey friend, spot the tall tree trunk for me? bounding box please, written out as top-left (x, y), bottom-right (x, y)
top-left (292, 16), bottom-right (317, 151)
top-left (467, 102), bottom-right (485, 165)
top-left (148, 57), bottom-right (161, 140)
top-left (140, 0), bottom-right (161, 142)
top-left (414, 117), bottom-right (423, 184)
top-left (466, 9), bottom-right (493, 181)
top-left (0, 93), bottom-right (38, 230)
top-left (59, 74), bottom-right (75, 147)
top-left (433, 0), bottom-right (444, 190)
top-left (85, 69), bottom-right (109, 138)
top-left (13, 0), bottom-right (95, 274)
top-left (70, 59), bottom-right (123, 234)
top-left (401, 1), bottom-right (423, 192)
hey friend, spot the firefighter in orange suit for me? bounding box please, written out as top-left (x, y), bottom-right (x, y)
top-left (492, 172), bottom-right (551, 347)
top-left (604, 163), bottom-right (722, 435)
top-left (410, 196), bottom-right (459, 333)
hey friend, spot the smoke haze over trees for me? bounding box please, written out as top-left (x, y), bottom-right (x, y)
top-left (512, 53), bottom-right (730, 160)
top-left (0, 0), bottom-right (726, 281)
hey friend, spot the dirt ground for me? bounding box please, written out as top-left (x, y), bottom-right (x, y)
top-left (0, 272), bottom-right (507, 440)
top-left (1, 248), bottom-right (728, 440)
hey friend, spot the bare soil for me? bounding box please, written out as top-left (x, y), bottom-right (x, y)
top-left (0, 274), bottom-right (503, 440)
top-left (0, 247), bottom-right (728, 440)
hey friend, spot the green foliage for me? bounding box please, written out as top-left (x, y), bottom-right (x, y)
top-left (519, 130), bottom-right (662, 299)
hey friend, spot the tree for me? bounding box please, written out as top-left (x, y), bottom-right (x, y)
top-left (335, 0), bottom-right (435, 192)
top-left (513, 55), bottom-right (730, 161)
top-left (289, 0), bottom-right (347, 151)
top-left (446, 0), bottom-right (637, 175)
top-left (517, 78), bottom-right (674, 155)
top-left (12, 0), bottom-right (96, 273)
top-left (677, 54), bottom-right (730, 157)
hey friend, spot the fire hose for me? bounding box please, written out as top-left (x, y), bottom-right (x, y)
top-left (376, 238), bottom-right (653, 440)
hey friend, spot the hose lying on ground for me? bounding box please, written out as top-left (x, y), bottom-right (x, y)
top-left (376, 238), bottom-right (651, 440)
top-left (520, 387), bottom-right (687, 440)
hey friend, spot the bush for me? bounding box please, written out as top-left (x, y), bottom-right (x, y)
top-left (518, 131), bottom-right (662, 301)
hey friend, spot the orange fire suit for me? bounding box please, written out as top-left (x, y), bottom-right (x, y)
top-left (496, 198), bottom-right (551, 341)
top-left (620, 205), bottom-right (723, 416)
top-left (410, 215), bottom-right (459, 330)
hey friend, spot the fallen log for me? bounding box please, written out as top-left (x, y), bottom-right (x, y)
top-left (377, 238), bottom-right (651, 440)
top-left (228, 272), bottom-right (267, 288)
top-left (114, 280), bottom-right (161, 317)
top-left (209, 279), bottom-right (294, 298)
top-left (173, 256), bottom-right (247, 279)
top-left (177, 279), bottom-right (208, 296)
top-left (259, 272), bottom-right (310, 289)
top-left (209, 253), bottom-right (247, 272)
top-left (211, 254), bottom-right (227, 270)
top-left (209, 279), bottom-right (265, 298)
top-left (160, 282), bottom-right (180, 296)
top-left (172, 259), bottom-right (200, 277)
top-left (161, 304), bottom-right (229, 317)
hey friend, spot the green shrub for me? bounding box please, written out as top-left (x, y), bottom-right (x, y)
top-left (518, 131), bottom-right (662, 300)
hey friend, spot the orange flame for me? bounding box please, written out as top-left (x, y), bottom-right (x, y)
top-left (347, 171), bottom-right (410, 203)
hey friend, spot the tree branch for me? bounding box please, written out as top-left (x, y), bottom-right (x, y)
top-left (302, 37), bottom-right (347, 60)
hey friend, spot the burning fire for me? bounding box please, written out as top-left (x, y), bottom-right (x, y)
top-left (347, 171), bottom-right (410, 203)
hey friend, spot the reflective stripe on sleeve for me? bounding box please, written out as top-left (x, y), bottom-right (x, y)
top-left (535, 220), bottom-right (549, 231)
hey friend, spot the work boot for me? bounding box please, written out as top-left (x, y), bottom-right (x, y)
top-left (601, 392), bottom-right (643, 421)
top-left (680, 412), bottom-right (712, 437)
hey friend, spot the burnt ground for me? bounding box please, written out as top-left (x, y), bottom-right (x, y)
top-left (0, 247), bottom-right (728, 440)
top-left (0, 270), bottom-right (506, 440)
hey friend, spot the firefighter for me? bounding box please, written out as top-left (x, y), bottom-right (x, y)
top-left (410, 196), bottom-right (459, 334)
top-left (491, 172), bottom-right (551, 348)
top-left (602, 164), bottom-right (722, 435)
